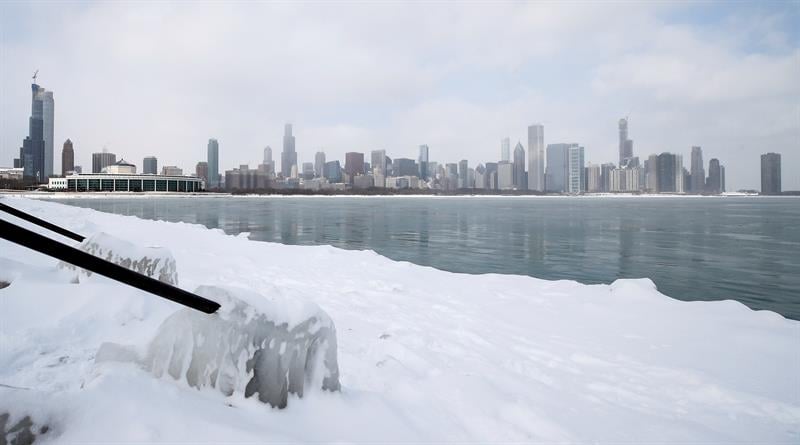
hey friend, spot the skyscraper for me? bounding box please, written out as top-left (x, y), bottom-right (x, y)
top-left (690, 146), bottom-right (705, 194)
top-left (545, 143), bottom-right (575, 193)
top-left (371, 149), bottom-right (387, 174)
top-left (345, 152), bottom-right (365, 179)
top-left (619, 118), bottom-right (633, 166)
top-left (207, 139), bottom-right (219, 188)
top-left (527, 124), bottom-right (544, 191)
top-left (760, 153), bottom-right (781, 195)
top-left (281, 124), bottom-right (297, 178)
top-left (20, 83), bottom-right (46, 182)
top-left (706, 158), bottom-right (722, 194)
top-left (655, 153), bottom-right (684, 193)
top-left (92, 151), bottom-right (117, 173)
top-left (263, 146), bottom-right (272, 164)
top-left (458, 160), bottom-right (468, 188)
top-left (418, 145), bottom-right (429, 180)
top-left (61, 139), bottom-right (74, 176)
top-left (513, 142), bottom-right (526, 189)
top-left (567, 145), bottom-right (585, 194)
top-left (501, 137), bottom-right (510, 162)
top-left (143, 156), bottom-right (158, 174)
top-left (196, 161), bottom-right (208, 182)
top-left (586, 163), bottom-right (601, 193)
top-left (314, 151), bottom-right (326, 177)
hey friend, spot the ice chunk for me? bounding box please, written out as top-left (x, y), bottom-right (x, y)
top-left (97, 285), bottom-right (340, 408)
top-left (59, 232), bottom-right (178, 285)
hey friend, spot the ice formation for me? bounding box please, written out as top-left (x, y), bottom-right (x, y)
top-left (98, 285), bottom-right (340, 408)
top-left (59, 232), bottom-right (178, 284)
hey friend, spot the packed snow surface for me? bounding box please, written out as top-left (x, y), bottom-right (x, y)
top-left (1, 197), bottom-right (798, 443)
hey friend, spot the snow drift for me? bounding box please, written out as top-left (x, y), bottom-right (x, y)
top-left (0, 196), bottom-right (798, 443)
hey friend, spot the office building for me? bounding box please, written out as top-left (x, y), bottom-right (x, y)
top-left (281, 124), bottom-right (297, 178)
top-left (418, 145), bottom-right (429, 180)
top-left (207, 139), bottom-right (219, 188)
top-left (302, 162), bottom-right (315, 180)
top-left (371, 149), bottom-right (387, 175)
top-left (263, 146), bottom-right (272, 164)
top-left (61, 139), bottom-right (74, 176)
top-left (92, 151), bottom-right (117, 174)
top-left (196, 161), bottom-right (208, 181)
top-left (314, 152), bottom-right (326, 177)
top-left (760, 153), bottom-right (781, 195)
top-left (567, 145), bottom-right (585, 194)
top-left (586, 164), bottom-right (601, 193)
top-left (513, 142), bottom-right (526, 189)
top-left (20, 83), bottom-right (47, 182)
top-left (527, 124), bottom-right (544, 191)
top-left (655, 152), bottom-right (684, 193)
top-left (458, 160), bottom-right (468, 188)
top-left (393, 158), bottom-right (418, 177)
top-left (345, 152), bottom-right (365, 179)
top-left (545, 143), bottom-right (575, 193)
top-left (601, 163), bottom-right (616, 193)
top-left (497, 162), bottom-right (514, 190)
top-left (690, 146), bottom-right (705, 194)
top-left (161, 165), bottom-right (183, 176)
top-left (143, 156), bottom-right (158, 175)
top-left (324, 160), bottom-right (342, 183)
top-left (706, 158), bottom-right (722, 194)
top-left (501, 137), bottom-right (510, 162)
top-left (619, 118), bottom-right (634, 166)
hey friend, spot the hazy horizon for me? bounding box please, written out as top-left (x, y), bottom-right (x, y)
top-left (1, 2), bottom-right (798, 190)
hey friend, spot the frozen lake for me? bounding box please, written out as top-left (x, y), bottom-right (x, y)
top-left (56, 195), bottom-right (800, 320)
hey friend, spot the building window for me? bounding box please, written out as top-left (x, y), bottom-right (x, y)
top-left (101, 179), bottom-right (114, 191)
top-left (114, 179), bottom-right (128, 191)
top-left (168, 180), bottom-right (178, 192)
top-left (130, 179), bottom-right (143, 192)
top-left (156, 180), bottom-right (167, 191)
top-left (88, 179), bottom-right (101, 191)
top-left (143, 179), bottom-right (155, 191)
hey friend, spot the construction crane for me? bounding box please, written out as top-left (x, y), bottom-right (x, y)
top-left (32, 69), bottom-right (38, 83)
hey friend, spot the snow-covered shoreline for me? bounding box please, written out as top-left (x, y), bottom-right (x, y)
top-left (1, 197), bottom-right (798, 443)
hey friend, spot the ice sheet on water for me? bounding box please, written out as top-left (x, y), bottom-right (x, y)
top-left (58, 232), bottom-right (178, 285)
top-left (97, 285), bottom-right (340, 408)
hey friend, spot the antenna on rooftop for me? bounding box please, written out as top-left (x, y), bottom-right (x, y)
top-left (32, 69), bottom-right (39, 83)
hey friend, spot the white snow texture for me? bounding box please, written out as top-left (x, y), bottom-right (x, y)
top-left (0, 196), bottom-right (798, 443)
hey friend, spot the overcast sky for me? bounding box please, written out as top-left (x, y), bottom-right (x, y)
top-left (1, 1), bottom-right (798, 190)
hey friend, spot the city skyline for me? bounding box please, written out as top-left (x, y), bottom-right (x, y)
top-left (1, 2), bottom-right (798, 190)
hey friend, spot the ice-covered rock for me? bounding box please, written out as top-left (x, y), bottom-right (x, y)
top-left (97, 285), bottom-right (340, 408)
top-left (59, 232), bottom-right (178, 285)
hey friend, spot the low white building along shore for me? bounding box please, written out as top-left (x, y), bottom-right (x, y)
top-left (47, 159), bottom-right (204, 192)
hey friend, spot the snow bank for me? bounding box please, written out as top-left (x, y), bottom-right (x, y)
top-left (1, 197), bottom-right (798, 443)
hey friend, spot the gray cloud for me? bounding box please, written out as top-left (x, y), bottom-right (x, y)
top-left (1, 2), bottom-right (797, 190)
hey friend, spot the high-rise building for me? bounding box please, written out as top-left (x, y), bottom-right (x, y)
top-left (567, 146), bottom-right (585, 194)
top-left (655, 153), bottom-right (684, 193)
top-left (263, 146), bottom-right (272, 164)
top-left (61, 139), bottom-right (74, 176)
top-left (323, 160), bottom-right (342, 183)
top-left (20, 83), bottom-right (47, 182)
top-left (760, 153), bottom-right (781, 195)
top-left (527, 124), bottom-right (544, 191)
top-left (545, 143), bottom-right (576, 193)
top-left (474, 164), bottom-right (486, 189)
top-left (345, 152), bottom-right (365, 178)
top-left (302, 162), bottom-right (315, 180)
top-left (586, 163), bottom-right (601, 193)
top-left (143, 156), bottom-right (158, 175)
top-left (314, 151), bottom-right (326, 178)
top-left (690, 146), bottom-right (705, 194)
top-left (418, 145), bottom-right (429, 180)
top-left (706, 158), bottom-right (722, 194)
top-left (484, 162), bottom-right (498, 190)
top-left (458, 160), bottom-right (469, 188)
top-left (207, 139), bottom-right (219, 188)
top-left (501, 137), bottom-right (510, 162)
top-left (196, 161), bottom-right (208, 182)
top-left (393, 158), bottom-right (418, 177)
top-left (497, 162), bottom-right (514, 190)
top-left (370, 149), bottom-right (387, 175)
top-left (92, 151), bottom-right (117, 173)
top-left (513, 142), bottom-right (526, 189)
top-left (601, 162), bottom-right (616, 193)
top-left (619, 118), bottom-right (634, 166)
top-left (281, 124), bottom-right (297, 178)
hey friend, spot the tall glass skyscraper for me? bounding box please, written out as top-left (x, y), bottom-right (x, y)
top-left (281, 124), bottom-right (297, 178)
top-left (418, 145), bottom-right (429, 180)
top-left (143, 156), bottom-right (158, 175)
top-left (501, 137), bottom-right (510, 162)
top-left (619, 118), bottom-right (633, 166)
top-left (690, 146), bottom-right (705, 194)
top-left (567, 145), bottom-right (585, 194)
top-left (20, 83), bottom-right (49, 182)
top-left (527, 124), bottom-right (544, 191)
top-left (207, 139), bottom-right (219, 188)
top-left (760, 153), bottom-right (781, 195)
